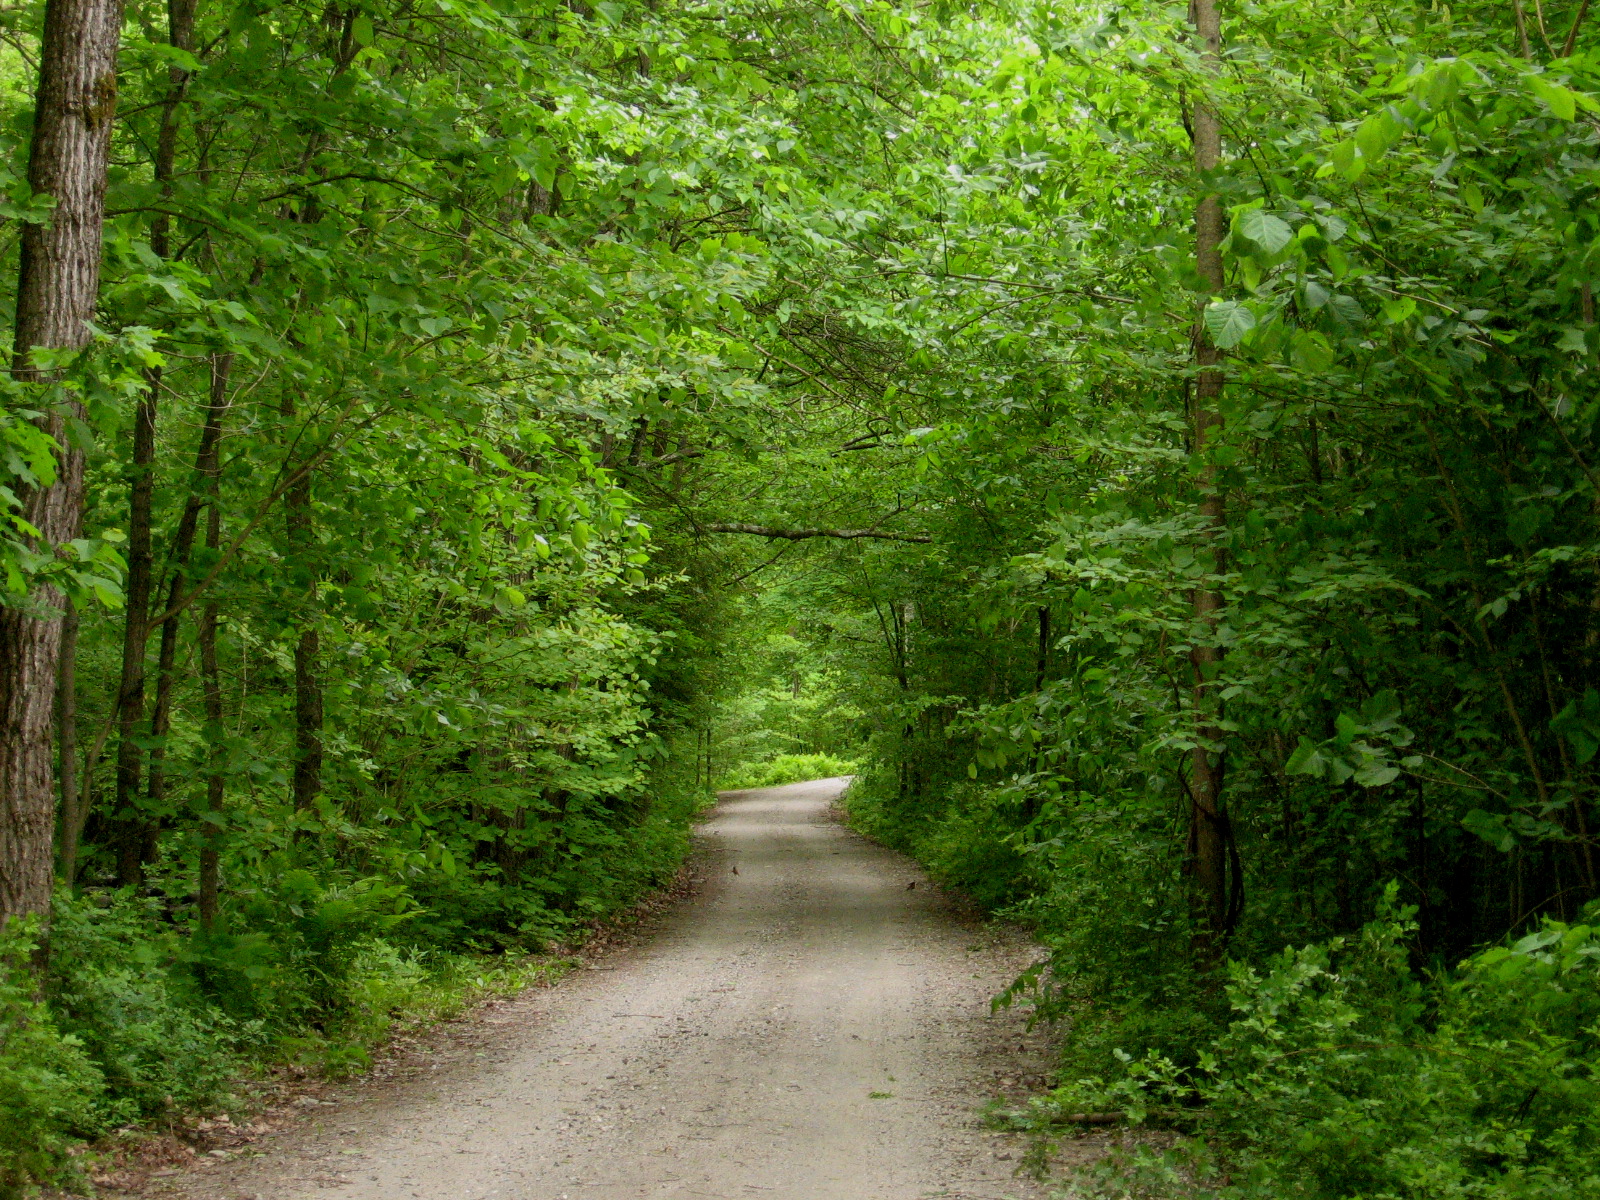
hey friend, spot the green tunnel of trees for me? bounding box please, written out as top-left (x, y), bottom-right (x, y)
top-left (0, 0), bottom-right (1599, 1195)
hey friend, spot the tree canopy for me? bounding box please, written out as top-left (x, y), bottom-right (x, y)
top-left (2, 0), bottom-right (1600, 1194)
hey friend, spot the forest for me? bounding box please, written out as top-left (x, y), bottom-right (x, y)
top-left (0, 0), bottom-right (1598, 1195)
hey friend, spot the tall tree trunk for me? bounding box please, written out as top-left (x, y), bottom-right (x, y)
top-left (108, 0), bottom-right (199, 887)
top-left (197, 581), bottom-right (223, 925)
top-left (285, 404), bottom-right (322, 811)
top-left (1034, 605), bottom-right (1051, 693)
top-left (146, 352), bottom-right (231, 840)
top-left (0, 0), bottom-right (124, 924)
top-left (197, 356), bottom-right (229, 927)
top-left (55, 597), bottom-right (80, 883)
top-left (110, 382), bottom-right (156, 886)
top-left (1026, 604), bottom-right (1052, 809)
top-left (1189, 0), bottom-right (1230, 961)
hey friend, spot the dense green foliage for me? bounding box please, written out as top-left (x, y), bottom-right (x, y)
top-left (996, 893), bottom-right (1600, 1198)
top-left (663, 0), bottom-right (1600, 1195)
top-left (0, 0), bottom-right (895, 1186)
top-left (4, 0), bottom-right (1600, 1193)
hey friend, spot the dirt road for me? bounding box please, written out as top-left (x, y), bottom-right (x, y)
top-left (157, 778), bottom-right (1051, 1200)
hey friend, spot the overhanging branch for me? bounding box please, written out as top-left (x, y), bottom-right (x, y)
top-left (704, 522), bottom-right (931, 544)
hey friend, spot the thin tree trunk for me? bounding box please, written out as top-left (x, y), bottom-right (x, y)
top-left (147, 353), bottom-right (232, 833)
top-left (0, 0), bottom-right (125, 924)
top-left (289, 528), bottom-right (322, 813)
top-left (197, 585), bottom-right (222, 925)
top-left (1563, 0), bottom-right (1591, 55)
top-left (1034, 605), bottom-right (1051, 693)
top-left (109, 0), bottom-right (199, 885)
top-left (1513, 0), bottom-right (1534, 59)
top-left (55, 597), bottom-right (80, 883)
top-left (1025, 605), bottom-right (1053, 815)
top-left (1189, 0), bottom-right (1230, 961)
top-left (196, 357), bottom-right (229, 927)
top-left (285, 398), bottom-right (322, 811)
top-left (110, 380), bottom-right (157, 886)
top-left (280, 134), bottom-right (327, 815)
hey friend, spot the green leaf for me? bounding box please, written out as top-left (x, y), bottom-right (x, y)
top-left (1415, 62), bottom-right (1461, 110)
top-left (1353, 762), bottom-right (1400, 788)
top-left (147, 42), bottom-right (203, 72)
top-left (1354, 110), bottom-right (1402, 163)
top-left (1464, 809), bottom-right (1519, 853)
top-left (1381, 297), bottom-right (1417, 324)
top-left (1236, 209), bottom-right (1293, 255)
top-left (1330, 139), bottom-right (1362, 180)
top-left (1285, 736), bottom-right (1325, 777)
top-left (1359, 690), bottom-right (1403, 730)
top-left (1529, 75), bottom-right (1577, 121)
top-left (1290, 331), bottom-right (1333, 372)
top-left (1329, 293), bottom-right (1366, 327)
top-left (1204, 301), bottom-right (1256, 349)
top-left (1552, 691), bottom-right (1600, 763)
top-left (1557, 326), bottom-right (1590, 354)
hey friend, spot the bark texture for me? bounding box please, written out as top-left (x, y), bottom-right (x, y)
top-left (0, 0), bottom-right (124, 923)
top-left (54, 597), bottom-right (80, 882)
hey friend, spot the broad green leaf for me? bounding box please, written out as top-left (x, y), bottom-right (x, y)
top-left (1353, 762), bottom-right (1400, 788)
top-left (1529, 74), bottom-right (1577, 121)
top-left (1284, 736), bottom-right (1325, 776)
top-left (1330, 139), bottom-right (1362, 180)
top-left (1329, 293), bottom-right (1366, 326)
top-left (1463, 810), bottom-right (1519, 853)
top-left (1204, 300), bottom-right (1255, 349)
top-left (1290, 330), bottom-right (1333, 372)
top-left (1381, 297), bottom-right (1417, 324)
top-left (1236, 209), bottom-right (1293, 255)
top-left (1415, 62), bottom-right (1460, 110)
top-left (1354, 110), bottom-right (1402, 162)
top-left (1557, 326), bottom-right (1590, 353)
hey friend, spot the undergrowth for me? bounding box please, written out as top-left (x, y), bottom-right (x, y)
top-left (0, 760), bottom-right (703, 1196)
top-left (0, 894), bottom-right (579, 1198)
top-left (716, 752), bottom-right (859, 790)
top-left (993, 892), bottom-right (1600, 1199)
top-left (845, 764), bottom-right (1600, 1200)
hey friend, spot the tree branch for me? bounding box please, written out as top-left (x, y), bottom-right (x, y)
top-left (704, 522), bottom-right (931, 543)
top-left (1565, 0), bottom-right (1591, 55)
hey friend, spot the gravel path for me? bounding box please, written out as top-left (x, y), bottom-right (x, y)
top-left (153, 778), bottom-right (1052, 1200)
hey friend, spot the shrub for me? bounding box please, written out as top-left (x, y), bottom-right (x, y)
top-left (0, 922), bottom-right (106, 1197)
top-left (46, 895), bottom-right (251, 1124)
top-left (1005, 889), bottom-right (1600, 1199)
